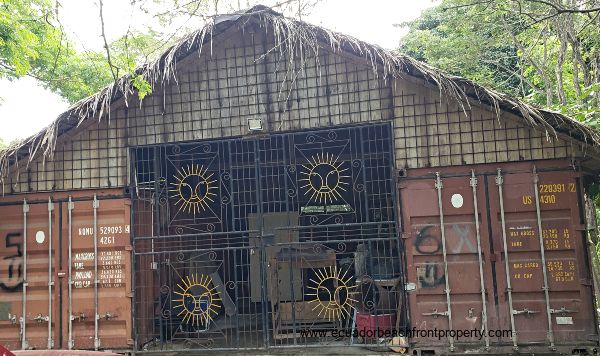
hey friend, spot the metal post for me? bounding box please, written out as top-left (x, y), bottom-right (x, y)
top-left (532, 167), bottom-right (555, 350)
top-left (21, 199), bottom-right (29, 350)
top-left (434, 172), bottom-right (454, 351)
top-left (93, 195), bottom-right (100, 350)
top-left (47, 197), bottom-right (54, 349)
top-left (496, 169), bottom-right (518, 350)
top-left (470, 170), bottom-right (489, 350)
top-left (67, 197), bottom-right (74, 350)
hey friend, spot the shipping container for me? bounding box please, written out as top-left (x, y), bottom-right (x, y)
top-left (1, 5), bottom-right (600, 354)
top-left (400, 160), bottom-right (598, 354)
top-left (0, 190), bottom-right (132, 351)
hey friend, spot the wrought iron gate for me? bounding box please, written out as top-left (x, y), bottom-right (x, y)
top-left (131, 123), bottom-right (406, 351)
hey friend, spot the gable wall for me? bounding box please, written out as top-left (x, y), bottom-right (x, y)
top-left (1, 27), bottom-right (577, 195)
top-left (392, 76), bottom-right (573, 169)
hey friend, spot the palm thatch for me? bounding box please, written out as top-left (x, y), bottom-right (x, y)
top-left (1, 4), bottom-right (599, 187)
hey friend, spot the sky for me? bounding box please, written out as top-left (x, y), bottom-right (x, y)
top-left (0, 0), bottom-right (438, 143)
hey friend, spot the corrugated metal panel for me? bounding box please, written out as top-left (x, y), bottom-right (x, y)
top-left (401, 160), bottom-right (598, 354)
top-left (0, 190), bottom-right (131, 351)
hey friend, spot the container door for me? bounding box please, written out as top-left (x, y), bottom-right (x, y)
top-left (489, 168), bottom-right (597, 347)
top-left (0, 200), bottom-right (57, 350)
top-left (61, 196), bottom-right (132, 350)
top-left (401, 173), bottom-right (494, 351)
top-left (401, 163), bottom-right (598, 353)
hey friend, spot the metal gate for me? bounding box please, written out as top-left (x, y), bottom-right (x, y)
top-left (130, 123), bottom-right (406, 351)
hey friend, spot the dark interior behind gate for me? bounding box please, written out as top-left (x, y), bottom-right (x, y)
top-left (130, 123), bottom-right (406, 350)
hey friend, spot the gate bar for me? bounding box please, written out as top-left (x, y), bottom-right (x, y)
top-left (21, 199), bottom-right (29, 350)
top-left (47, 197), bottom-right (54, 349)
top-left (470, 171), bottom-right (489, 350)
top-left (532, 167), bottom-right (555, 350)
top-left (496, 169), bottom-right (518, 350)
top-left (435, 172), bottom-right (454, 352)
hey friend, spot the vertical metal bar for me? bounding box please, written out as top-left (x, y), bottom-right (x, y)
top-left (496, 169), bottom-right (518, 350)
top-left (47, 197), bottom-right (54, 349)
top-left (93, 195), bottom-right (100, 350)
top-left (532, 167), bottom-right (555, 350)
top-left (67, 197), bottom-right (74, 349)
top-left (152, 147), bottom-right (163, 347)
top-left (253, 139), bottom-right (269, 349)
top-left (21, 199), bottom-right (29, 350)
top-left (434, 173), bottom-right (454, 351)
top-left (470, 170), bottom-right (489, 350)
top-left (359, 128), bottom-right (370, 223)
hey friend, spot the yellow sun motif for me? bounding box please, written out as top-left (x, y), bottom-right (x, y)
top-left (306, 266), bottom-right (358, 321)
top-left (169, 164), bottom-right (217, 214)
top-left (173, 273), bottom-right (222, 326)
top-left (299, 153), bottom-right (350, 204)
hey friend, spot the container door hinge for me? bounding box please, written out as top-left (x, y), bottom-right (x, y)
top-left (401, 232), bottom-right (411, 240)
top-left (125, 245), bottom-right (133, 251)
top-left (575, 224), bottom-right (592, 231)
top-left (405, 282), bottom-right (416, 291)
top-left (580, 278), bottom-right (593, 286)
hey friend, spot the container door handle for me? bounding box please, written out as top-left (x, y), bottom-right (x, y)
top-left (550, 307), bottom-right (576, 314)
top-left (422, 308), bottom-right (449, 318)
top-left (512, 308), bottom-right (539, 316)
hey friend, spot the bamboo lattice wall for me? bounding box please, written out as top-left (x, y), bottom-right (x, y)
top-left (1, 30), bottom-right (575, 194)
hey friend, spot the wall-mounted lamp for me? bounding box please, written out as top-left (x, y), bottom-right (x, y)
top-left (248, 118), bottom-right (263, 131)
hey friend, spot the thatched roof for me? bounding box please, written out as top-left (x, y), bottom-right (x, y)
top-left (2, 4), bottom-right (600, 183)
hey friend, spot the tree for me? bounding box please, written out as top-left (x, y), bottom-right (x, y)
top-left (1, 0), bottom-right (320, 104)
top-left (399, 0), bottom-right (600, 126)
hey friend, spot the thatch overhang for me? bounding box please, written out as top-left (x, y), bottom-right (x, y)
top-left (2, 4), bottom-right (600, 181)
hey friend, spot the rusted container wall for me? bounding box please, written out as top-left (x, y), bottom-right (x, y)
top-left (400, 160), bottom-right (598, 354)
top-left (0, 190), bottom-right (132, 351)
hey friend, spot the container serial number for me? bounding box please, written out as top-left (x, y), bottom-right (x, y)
top-left (99, 236), bottom-right (115, 245)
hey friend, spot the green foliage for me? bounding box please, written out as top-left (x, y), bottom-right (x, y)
top-left (400, 0), bottom-right (600, 127)
top-left (0, 0), bottom-right (57, 77)
top-left (0, 1), bottom-right (161, 103)
top-left (132, 74), bottom-right (152, 101)
top-left (35, 30), bottom-right (166, 103)
top-left (400, 2), bottom-right (523, 97)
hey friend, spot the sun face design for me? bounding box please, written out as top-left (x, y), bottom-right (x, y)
top-left (173, 273), bottom-right (221, 326)
top-left (299, 153), bottom-right (350, 204)
top-left (306, 266), bottom-right (358, 321)
top-left (169, 164), bottom-right (217, 214)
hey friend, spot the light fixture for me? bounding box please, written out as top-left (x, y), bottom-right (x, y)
top-left (248, 118), bottom-right (263, 131)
